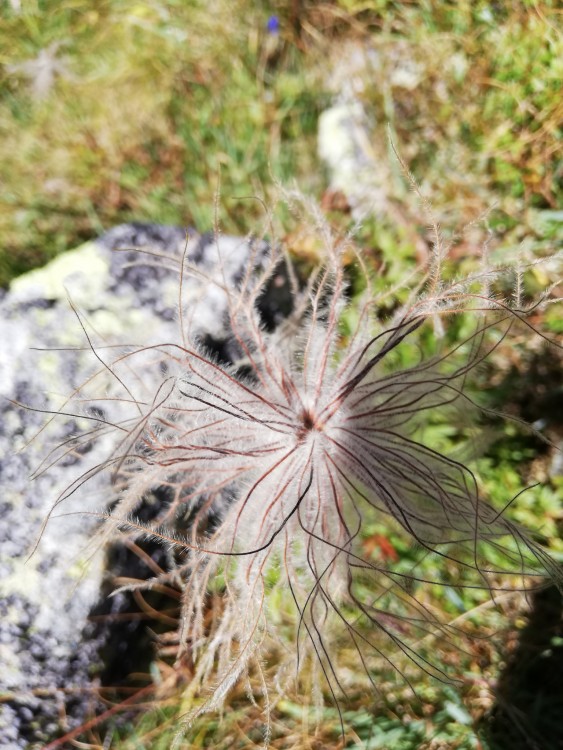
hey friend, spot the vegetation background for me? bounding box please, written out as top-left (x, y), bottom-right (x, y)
top-left (1, 1), bottom-right (561, 748)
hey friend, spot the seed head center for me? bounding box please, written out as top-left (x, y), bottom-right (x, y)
top-left (296, 408), bottom-right (323, 442)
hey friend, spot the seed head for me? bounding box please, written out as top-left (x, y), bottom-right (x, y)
top-left (42, 200), bottom-right (562, 735)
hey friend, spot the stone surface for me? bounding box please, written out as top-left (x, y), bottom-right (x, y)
top-left (317, 41), bottom-right (391, 219)
top-left (0, 225), bottom-right (268, 748)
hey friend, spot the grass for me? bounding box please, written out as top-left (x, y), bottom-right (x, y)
top-left (0, 0), bottom-right (326, 284)
top-left (2, 1), bottom-right (562, 749)
top-left (2, 2), bottom-right (561, 285)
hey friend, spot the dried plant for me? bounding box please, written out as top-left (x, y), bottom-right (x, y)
top-left (36, 192), bottom-right (561, 742)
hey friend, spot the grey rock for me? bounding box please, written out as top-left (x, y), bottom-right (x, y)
top-left (0, 225), bottom-right (267, 747)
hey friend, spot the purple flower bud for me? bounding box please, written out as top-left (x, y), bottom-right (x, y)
top-left (266, 15), bottom-right (280, 34)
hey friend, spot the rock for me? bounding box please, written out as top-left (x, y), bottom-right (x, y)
top-left (0, 225), bottom-right (270, 747)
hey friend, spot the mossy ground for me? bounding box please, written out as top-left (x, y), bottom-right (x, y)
top-left (2, 1), bottom-right (561, 748)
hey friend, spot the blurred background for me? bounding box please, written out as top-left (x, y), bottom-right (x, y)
top-left (1, 1), bottom-right (561, 285)
top-left (1, 2), bottom-right (561, 748)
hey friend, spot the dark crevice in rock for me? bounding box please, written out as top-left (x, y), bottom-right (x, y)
top-left (87, 518), bottom-right (175, 688)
